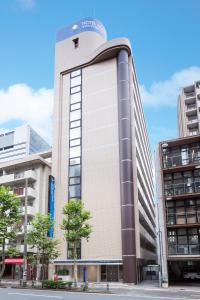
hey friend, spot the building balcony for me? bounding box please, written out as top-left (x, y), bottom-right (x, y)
top-left (163, 154), bottom-right (200, 169)
top-left (165, 181), bottom-right (200, 197)
top-left (0, 170), bottom-right (36, 185)
top-left (16, 224), bottom-right (33, 235)
top-left (186, 105), bottom-right (197, 116)
top-left (187, 119), bottom-right (199, 129)
top-left (168, 244), bottom-right (200, 256)
top-left (167, 211), bottom-right (200, 227)
top-left (19, 206), bottom-right (35, 216)
top-left (15, 187), bottom-right (36, 200)
top-left (185, 93), bottom-right (196, 104)
top-left (16, 244), bottom-right (36, 253)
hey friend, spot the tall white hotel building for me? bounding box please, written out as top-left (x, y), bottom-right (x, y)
top-left (52, 17), bottom-right (156, 283)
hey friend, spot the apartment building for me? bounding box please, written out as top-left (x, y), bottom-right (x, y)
top-left (156, 135), bottom-right (200, 285)
top-left (0, 151), bottom-right (52, 279)
top-left (0, 125), bottom-right (50, 163)
top-left (177, 81), bottom-right (200, 137)
top-left (52, 17), bottom-right (156, 283)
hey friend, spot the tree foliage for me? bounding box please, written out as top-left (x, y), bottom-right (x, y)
top-left (27, 213), bottom-right (59, 280)
top-left (61, 198), bottom-right (92, 243)
top-left (0, 186), bottom-right (21, 279)
top-left (61, 198), bottom-right (92, 284)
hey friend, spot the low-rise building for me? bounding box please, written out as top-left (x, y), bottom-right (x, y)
top-left (0, 151), bottom-right (52, 279)
top-left (156, 135), bottom-right (200, 286)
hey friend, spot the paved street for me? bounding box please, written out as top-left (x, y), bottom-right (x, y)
top-left (1, 287), bottom-right (200, 300)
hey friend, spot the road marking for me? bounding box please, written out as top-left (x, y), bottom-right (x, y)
top-left (8, 292), bottom-right (63, 299)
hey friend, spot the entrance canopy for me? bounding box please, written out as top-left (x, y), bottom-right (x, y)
top-left (5, 258), bottom-right (23, 265)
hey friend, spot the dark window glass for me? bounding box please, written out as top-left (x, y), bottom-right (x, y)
top-left (69, 165), bottom-right (81, 177)
top-left (69, 184), bottom-right (81, 198)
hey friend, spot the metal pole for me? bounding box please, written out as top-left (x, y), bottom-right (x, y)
top-left (23, 177), bottom-right (28, 286)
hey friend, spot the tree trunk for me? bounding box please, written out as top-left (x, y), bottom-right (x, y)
top-left (36, 252), bottom-right (40, 282)
top-left (0, 239), bottom-right (6, 280)
top-left (73, 242), bottom-right (78, 287)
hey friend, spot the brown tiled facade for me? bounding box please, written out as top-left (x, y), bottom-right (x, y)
top-left (157, 135), bottom-right (200, 285)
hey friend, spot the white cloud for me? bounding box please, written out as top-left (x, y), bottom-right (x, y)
top-left (140, 66), bottom-right (200, 107)
top-left (0, 84), bottom-right (53, 143)
top-left (16, 0), bottom-right (35, 9)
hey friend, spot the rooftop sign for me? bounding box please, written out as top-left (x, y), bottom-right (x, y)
top-left (56, 17), bottom-right (107, 43)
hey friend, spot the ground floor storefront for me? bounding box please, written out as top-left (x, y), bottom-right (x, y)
top-left (168, 259), bottom-right (200, 283)
top-left (53, 259), bottom-right (157, 283)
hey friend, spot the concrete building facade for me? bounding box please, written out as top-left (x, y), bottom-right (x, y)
top-left (156, 135), bottom-right (200, 286)
top-left (52, 17), bottom-right (156, 284)
top-left (177, 81), bottom-right (200, 137)
top-left (0, 151), bottom-right (52, 279)
top-left (0, 125), bottom-right (50, 163)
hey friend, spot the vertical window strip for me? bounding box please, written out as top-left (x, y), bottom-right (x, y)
top-left (68, 69), bottom-right (82, 259)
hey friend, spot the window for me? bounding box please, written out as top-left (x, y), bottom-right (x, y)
top-left (70, 157), bottom-right (80, 166)
top-left (70, 146), bottom-right (81, 158)
top-left (70, 76), bottom-right (81, 87)
top-left (69, 165), bottom-right (81, 177)
top-left (69, 177), bottom-right (81, 185)
top-left (71, 69), bottom-right (81, 78)
top-left (70, 109), bottom-right (81, 122)
top-left (70, 127), bottom-right (81, 139)
top-left (71, 92), bottom-right (81, 104)
top-left (71, 86), bottom-right (81, 94)
top-left (71, 102), bottom-right (81, 111)
top-left (69, 184), bottom-right (81, 198)
top-left (70, 120), bottom-right (81, 129)
top-left (73, 38), bottom-right (79, 49)
top-left (70, 139), bottom-right (80, 147)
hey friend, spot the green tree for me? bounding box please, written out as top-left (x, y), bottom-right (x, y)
top-left (61, 198), bottom-right (92, 286)
top-left (27, 213), bottom-right (59, 281)
top-left (0, 186), bottom-right (21, 280)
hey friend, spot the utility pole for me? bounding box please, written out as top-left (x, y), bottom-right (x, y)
top-left (23, 177), bottom-right (28, 286)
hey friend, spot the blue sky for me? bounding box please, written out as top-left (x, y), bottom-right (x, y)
top-left (0, 0), bottom-right (200, 148)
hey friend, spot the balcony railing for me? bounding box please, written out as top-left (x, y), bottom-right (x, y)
top-left (163, 154), bottom-right (200, 168)
top-left (0, 170), bottom-right (36, 185)
top-left (185, 92), bottom-right (196, 98)
top-left (164, 181), bottom-right (200, 196)
top-left (167, 211), bottom-right (200, 225)
top-left (168, 244), bottom-right (200, 255)
top-left (187, 105), bottom-right (197, 111)
top-left (19, 206), bottom-right (35, 216)
top-left (187, 119), bottom-right (198, 125)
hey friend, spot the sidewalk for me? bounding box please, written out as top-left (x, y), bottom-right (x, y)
top-left (1, 279), bottom-right (200, 294)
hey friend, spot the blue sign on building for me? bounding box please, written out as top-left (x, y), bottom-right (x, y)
top-left (56, 17), bottom-right (107, 43)
top-left (48, 175), bottom-right (55, 238)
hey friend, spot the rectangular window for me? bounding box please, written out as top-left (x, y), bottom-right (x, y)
top-left (71, 86), bottom-right (81, 94)
top-left (70, 120), bottom-right (81, 129)
top-left (70, 109), bottom-right (81, 121)
top-left (70, 157), bottom-right (80, 166)
top-left (70, 127), bottom-right (81, 139)
top-left (71, 76), bottom-right (81, 88)
top-left (71, 69), bottom-right (81, 78)
top-left (71, 102), bottom-right (81, 111)
top-left (71, 92), bottom-right (81, 104)
top-left (69, 177), bottom-right (81, 185)
top-left (70, 139), bottom-right (80, 147)
top-left (69, 184), bottom-right (81, 198)
top-left (69, 165), bottom-right (81, 177)
top-left (70, 146), bottom-right (81, 158)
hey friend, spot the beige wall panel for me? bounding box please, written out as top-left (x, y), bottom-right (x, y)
top-left (81, 58), bottom-right (122, 260)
